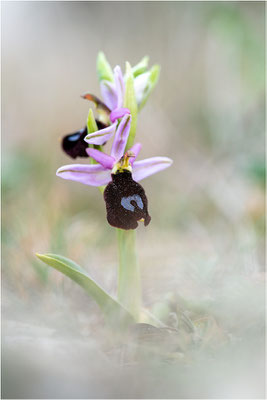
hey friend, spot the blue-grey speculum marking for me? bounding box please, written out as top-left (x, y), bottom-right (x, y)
top-left (121, 195), bottom-right (144, 212)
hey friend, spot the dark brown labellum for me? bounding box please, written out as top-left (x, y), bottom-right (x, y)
top-left (62, 126), bottom-right (88, 158)
top-left (61, 121), bottom-right (108, 159)
top-left (104, 170), bottom-right (151, 230)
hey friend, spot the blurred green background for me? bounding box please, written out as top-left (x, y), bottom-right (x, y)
top-left (2, 1), bottom-right (265, 398)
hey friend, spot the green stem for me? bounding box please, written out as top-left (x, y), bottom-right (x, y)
top-left (117, 228), bottom-right (141, 321)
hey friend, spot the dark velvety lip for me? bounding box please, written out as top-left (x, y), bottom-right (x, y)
top-left (104, 170), bottom-right (151, 230)
top-left (62, 126), bottom-right (88, 159)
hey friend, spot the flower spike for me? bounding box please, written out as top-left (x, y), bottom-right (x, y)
top-left (57, 53), bottom-right (173, 229)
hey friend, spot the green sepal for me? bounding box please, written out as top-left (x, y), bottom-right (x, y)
top-left (132, 56), bottom-right (149, 77)
top-left (97, 52), bottom-right (114, 83)
top-left (87, 109), bottom-right (100, 164)
top-left (36, 253), bottom-right (135, 331)
top-left (139, 64), bottom-right (160, 111)
top-left (87, 108), bottom-right (98, 134)
top-left (124, 62), bottom-right (138, 150)
top-left (86, 109), bottom-right (104, 192)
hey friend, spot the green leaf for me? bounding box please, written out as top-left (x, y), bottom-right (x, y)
top-left (124, 62), bottom-right (138, 150)
top-left (36, 253), bottom-right (135, 330)
top-left (139, 64), bottom-right (160, 111)
top-left (132, 56), bottom-right (149, 77)
top-left (97, 52), bottom-right (114, 83)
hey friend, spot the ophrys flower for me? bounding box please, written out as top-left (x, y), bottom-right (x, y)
top-left (61, 64), bottom-right (130, 159)
top-left (57, 114), bottom-right (172, 187)
top-left (56, 115), bottom-right (172, 229)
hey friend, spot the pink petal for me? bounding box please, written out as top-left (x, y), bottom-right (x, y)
top-left (100, 81), bottom-right (118, 110)
top-left (86, 148), bottom-right (115, 169)
top-left (114, 66), bottom-right (125, 108)
top-left (56, 163), bottom-right (111, 187)
top-left (84, 122), bottom-right (116, 145)
top-left (110, 107), bottom-right (130, 123)
top-left (132, 157), bottom-right (173, 182)
top-left (110, 114), bottom-right (132, 160)
top-left (128, 142), bottom-right (142, 164)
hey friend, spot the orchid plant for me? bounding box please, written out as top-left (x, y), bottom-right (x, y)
top-left (37, 52), bottom-right (173, 330)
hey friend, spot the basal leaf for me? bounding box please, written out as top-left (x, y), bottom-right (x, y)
top-left (36, 253), bottom-right (135, 330)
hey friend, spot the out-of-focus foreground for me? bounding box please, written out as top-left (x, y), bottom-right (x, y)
top-left (2, 2), bottom-right (265, 399)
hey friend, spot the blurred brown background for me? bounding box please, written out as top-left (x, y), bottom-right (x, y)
top-left (2, 2), bottom-right (265, 398)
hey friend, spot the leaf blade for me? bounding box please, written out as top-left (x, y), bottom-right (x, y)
top-left (36, 253), bottom-right (135, 330)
